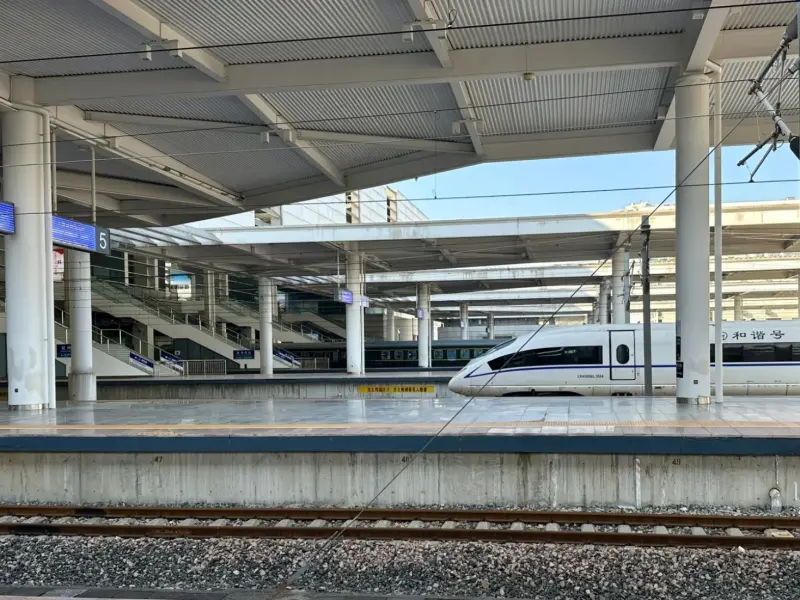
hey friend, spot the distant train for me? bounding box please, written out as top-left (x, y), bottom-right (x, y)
top-left (277, 340), bottom-right (499, 370)
top-left (447, 321), bottom-right (800, 397)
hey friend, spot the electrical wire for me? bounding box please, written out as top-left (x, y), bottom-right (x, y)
top-left (0, 1), bottom-right (793, 65)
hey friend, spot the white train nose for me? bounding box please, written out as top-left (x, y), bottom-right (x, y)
top-left (448, 376), bottom-right (467, 395)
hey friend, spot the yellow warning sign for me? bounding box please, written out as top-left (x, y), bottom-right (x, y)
top-left (358, 385), bottom-right (434, 394)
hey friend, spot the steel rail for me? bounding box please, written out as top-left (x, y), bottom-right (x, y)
top-left (1, 505), bottom-right (800, 529)
top-left (1, 522), bottom-right (799, 550)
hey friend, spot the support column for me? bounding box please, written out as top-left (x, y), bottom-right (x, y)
top-left (675, 72), bottom-right (711, 403)
top-left (345, 248), bottom-right (364, 374)
top-left (123, 252), bottom-right (130, 286)
top-left (2, 108), bottom-right (49, 409)
top-left (460, 303), bottom-right (469, 340)
top-left (417, 283), bottom-right (431, 368)
top-left (67, 250), bottom-right (96, 402)
top-left (734, 295), bottom-right (744, 321)
top-left (611, 245), bottom-right (629, 324)
top-left (383, 309), bottom-right (396, 341)
top-left (598, 281), bottom-right (610, 325)
top-left (204, 269), bottom-right (216, 334)
top-left (797, 277), bottom-right (800, 320)
top-left (487, 313), bottom-right (495, 339)
top-left (258, 276), bottom-right (275, 376)
top-left (217, 273), bottom-right (229, 299)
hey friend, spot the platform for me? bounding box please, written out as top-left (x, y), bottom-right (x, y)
top-left (2, 396), bottom-right (800, 509)
top-left (0, 396), bottom-right (799, 454)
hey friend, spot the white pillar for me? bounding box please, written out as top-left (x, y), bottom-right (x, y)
top-left (345, 248), bottom-right (364, 374)
top-left (383, 309), bottom-right (396, 341)
top-left (67, 250), bottom-right (96, 402)
top-left (734, 295), bottom-right (744, 321)
top-left (598, 281), bottom-right (609, 325)
top-left (123, 252), bottom-right (130, 286)
top-left (460, 303), bottom-right (469, 340)
top-left (611, 245), bottom-right (628, 324)
top-left (258, 276), bottom-right (274, 375)
top-left (204, 270), bottom-right (216, 334)
top-left (675, 72), bottom-right (711, 403)
top-left (797, 277), bottom-right (800, 320)
top-left (3, 108), bottom-right (49, 409)
top-left (417, 283), bottom-right (431, 368)
top-left (487, 313), bottom-right (495, 339)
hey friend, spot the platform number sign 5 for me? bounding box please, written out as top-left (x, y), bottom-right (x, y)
top-left (95, 227), bottom-right (111, 255)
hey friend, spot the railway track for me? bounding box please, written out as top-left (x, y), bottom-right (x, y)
top-left (0, 505), bottom-right (798, 550)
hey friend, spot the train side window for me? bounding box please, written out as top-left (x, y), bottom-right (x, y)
top-left (446, 350), bottom-right (456, 360)
top-left (460, 349), bottom-right (470, 359)
top-left (409, 350), bottom-right (417, 360)
top-left (487, 345), bottom-right (602, 371)
top-left (394, 350), bottom-right (403, 360)
top-left (615, 344), bottom-right (630, 365)
top-left (381, 351), bottom-right (389, 360)
top-left (723, 344), bottom-right (743, 363)
top-left (792, 344), bottom-right (800, 362)
top-left (433, 349), bottom-right (443, 359)
top-left (743, 344), bottom-right (774, 363)
top-left (775, 344), bottom-right (792, 362)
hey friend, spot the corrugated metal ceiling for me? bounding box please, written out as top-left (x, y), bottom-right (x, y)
top-left (467, 68), bottom-right (669, 135)
top-left (723, 0), bottom-right (795, 30)
top-left (265, 84), bottom-right (458, 140)
top-left (0, 0), bottom-right (181, 77)
top-left (430, 0), bottom-right (693, 49)
top-left (77, 96), bottom-right (262, 125)
top-left (140, 0), bottom-right (429, 64)
top-left (115, 124), bottom-right (319, 191)
top-left (313, 142), bottom-right (416, 170)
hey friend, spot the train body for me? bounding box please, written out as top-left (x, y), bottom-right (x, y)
top-left (277, 340), bottom-right (498, 370)
top-left (447, 321), bottom-right (800, 397)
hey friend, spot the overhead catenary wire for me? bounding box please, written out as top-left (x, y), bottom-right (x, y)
top-left (0, 0), bottom-right (793, 65)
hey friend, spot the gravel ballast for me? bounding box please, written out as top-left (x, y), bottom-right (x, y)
top-left (1, 536), bottom-right (799, 600)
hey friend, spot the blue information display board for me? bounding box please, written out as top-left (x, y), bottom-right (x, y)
top-left (336, 289), bottom-right (353, 304)
top-left (0, 202), bottom-right (15, 235)
top-left (52, 216), bottom-right (111, 255)
top-left (56, 344), bottom-right (71, 358)
top-left (233, 349), bottom-right (255, 360)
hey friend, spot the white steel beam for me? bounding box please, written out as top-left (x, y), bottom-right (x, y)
top-left (57, 189), bottom-right (164, 227)
top-left (50, 105), bottom-right (240, 207)
top-left (240, 94), bottom-right (346, 187)
top-left (55, 170), bottom-right (218, 206)
top-left (654, 0), bottom-right (730, 151)
top-left (35, 35), bottom-right (685, 104)
top-left (87, 0), bottom-right (227, 81)
top-left (403, 0), bottom-right (483, 155)
top-left (84, 110), bottom-right (474, 154)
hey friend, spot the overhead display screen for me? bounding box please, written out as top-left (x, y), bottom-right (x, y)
top-left (51, 216), bottom-right (111, 255)
top-left (0, 202), bottom-right (15, 235)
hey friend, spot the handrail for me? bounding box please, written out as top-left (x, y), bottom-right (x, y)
top-left (92, 277), bottom-right (255, 349)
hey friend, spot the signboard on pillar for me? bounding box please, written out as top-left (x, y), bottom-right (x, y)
top-left (336, 289), bottom-right (354, 304)
top-left (417, 309), bottom-right (425, 319)
top-left (233, 349), bottom-right (255, 360)
top-left (53, 249), bottom-right (65, 282)
top-left (51, 216), bottom-right (111, 255)
top-left (0, 202), bottom-right (15, 234)
top-left (56, 344), bottom-right (71, 358)
top-left (360, 296), bottom-right (370, 308)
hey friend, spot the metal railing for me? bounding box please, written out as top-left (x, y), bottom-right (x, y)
top-left (92, 278), bottom-right (255, 350)
top-left (299, 357), bottom-right (331, 370)
top-left (217, 295), bottom-right (340, 342)
top-left (169, 359), bottom-right (227, 377)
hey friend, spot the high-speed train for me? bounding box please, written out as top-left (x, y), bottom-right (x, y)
top-left (448, 321), bottom-right (800, 397)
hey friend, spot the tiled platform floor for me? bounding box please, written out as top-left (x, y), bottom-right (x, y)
top-left (0, 396), bottom-right (798, 438)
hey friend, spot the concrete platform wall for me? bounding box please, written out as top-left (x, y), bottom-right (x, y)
top-left (64, 380), bottom-right (455, 401)
top-left (0, 452), bottom-right (794, 508)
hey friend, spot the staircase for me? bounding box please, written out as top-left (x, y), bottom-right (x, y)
top-left (219, 296), bottom-right (340, 342)
top-left (91, 279), bottom-right (296, 368)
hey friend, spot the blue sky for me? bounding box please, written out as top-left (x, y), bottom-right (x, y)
top-left (394, 143), bottom-right (800, 220)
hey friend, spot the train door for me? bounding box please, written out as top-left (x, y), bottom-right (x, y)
top-left (609, 330), bottom-right (635, 380)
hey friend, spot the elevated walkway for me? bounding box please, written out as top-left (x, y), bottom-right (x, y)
top-left (91, 279), bottom-right (296, 369)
